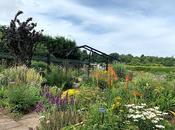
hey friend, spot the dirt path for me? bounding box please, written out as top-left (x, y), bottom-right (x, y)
top-left (0, 111), bottom-right (39, 130)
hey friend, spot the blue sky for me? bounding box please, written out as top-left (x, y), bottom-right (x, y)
top-left (1, 0), bottom-right (175, 57)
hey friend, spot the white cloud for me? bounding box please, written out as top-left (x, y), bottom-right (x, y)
top-left (1, 0), bottom-right (175, 57)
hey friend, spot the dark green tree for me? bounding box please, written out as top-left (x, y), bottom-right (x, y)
top-left (0, 26), bottom-right (8, 53)
top-left (39, 35), bottom-right (81, 60)
top-left (110, 53), bottom-right (120, 61)
top-left (2, 11), bottom-right (43, 66)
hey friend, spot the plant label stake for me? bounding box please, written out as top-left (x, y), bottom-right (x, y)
top-left (99, 107), bottom-right (105, 124)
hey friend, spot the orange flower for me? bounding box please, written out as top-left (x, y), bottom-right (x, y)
top-left (91, 64), bottom-right (118, 88)
top-left (107, 65), bottom-right (118, 86)
top-left (132, 90), bottom-right (143, 97)
top-left (125, 75), bottom-right (129, 82)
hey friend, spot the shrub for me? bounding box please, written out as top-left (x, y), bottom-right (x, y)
top-left (45, 65), bottom-right (72, 87)
top-left (7, 84), bottom-right (40, 113)
top-left (0, 66), bottom-right (43, 87)
top-left (31, 61), bottom-right (48, 71)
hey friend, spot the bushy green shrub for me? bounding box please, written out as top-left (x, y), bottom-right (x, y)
top-left (7, 85), bottom-right (40, 113)
top-left (31, 61), bottom-right (48, 71)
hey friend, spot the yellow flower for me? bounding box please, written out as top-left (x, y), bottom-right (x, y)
top-left (61, 89), bottom-right (80, 99)
top-left (111, 96), bottom-right (122, 110)
top-left (115, 96), bottom-right (121, 101)
top-left (111, 104), bottom-right (116, 110)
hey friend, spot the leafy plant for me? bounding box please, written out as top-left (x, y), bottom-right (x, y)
top-left (45, 65), bottom-right (73, 87)
top-left (7, 84), bottom-right (40, 113)
top-left (31, 61), bottom-right (48, 71)
top-left (113, 64), bottom-right (127, 80)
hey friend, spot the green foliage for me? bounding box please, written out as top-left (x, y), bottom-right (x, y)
top-left (0, 65), bottom-right (5, 73)
top-left (0, 63), bottom-right (175, 129)
top-left (127, 72), bottom-right (175, 110)
top-left (75, 88), bottom-right (128, 130)
top-left (0, 66), bottom-right (43, 87)
top-left (45, 65), bottom-right (72, 87)
top-left (155, 85), bottom-right (175, 110)
top-left (37, 106), bottom-right (80, 130)
top-left (127, 65), bottom-right (175, 73)
top-left (0, 25), bottom-right (9, 53)
top-left (98, 79), bottom-right (108, 90)
top-left (113, 64), bottom-right (127, 80)
top-left (31, 61), bottom-right (48, 71)
top-left (80, 104), bottom-right (120, 130)
top-left (0, 86), bottom-right (8, 107)
top-left (6, 85), bottom-right (40, 113)
top-left (40, 35), bottom-right (81, 60)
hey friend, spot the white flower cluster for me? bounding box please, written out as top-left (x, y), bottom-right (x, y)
top-left (125, 103), bottom-right (167, 129)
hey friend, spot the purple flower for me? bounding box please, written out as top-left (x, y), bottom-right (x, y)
top-left (63, 96), bottom-right (68, 105)
top-left (55, 96), bottom-right (61, 106)
top-left (35, 101), bottom-right (44, 113)
top-left (45, 92), bottom-right (51, 98)
top-left (48, 95), bottom-right (55, 104)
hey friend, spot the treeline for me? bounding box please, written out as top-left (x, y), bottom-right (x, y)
top-left (109, 53), bottom-right (175, 66)
top-left (1, 25), bottom-right (175, 66)
top-left (1, 24), bottom-right (175, 66)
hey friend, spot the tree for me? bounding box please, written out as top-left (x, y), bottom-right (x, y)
top-left (0, 26), bottom-right (9, 53)
top-left (110, 53), bottom-right (120, 61)
top-left (39, 35), bottom-right (81, 60)
top-left (80, 50), bottom-right (88, 61)
top-left (2, 11), bottom-right (43, 66)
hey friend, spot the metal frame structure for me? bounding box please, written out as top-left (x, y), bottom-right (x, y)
top-left (66, 45), bottom-right (117, 76)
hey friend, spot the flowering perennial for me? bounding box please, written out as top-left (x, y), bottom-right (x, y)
top-left (125, 103), bottom-right (167, 129)
top-left (35, 86), bottom-right (76, 113)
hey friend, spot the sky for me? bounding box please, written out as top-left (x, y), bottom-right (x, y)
top-left (1, 0), bottom-right (175, 57)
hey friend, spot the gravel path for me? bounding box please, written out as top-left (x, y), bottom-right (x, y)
top-left (0, 111), bottom-right (39, 130)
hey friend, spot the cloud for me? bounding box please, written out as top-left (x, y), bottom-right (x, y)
top-left (1, 0), bottom-right (175, 57)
